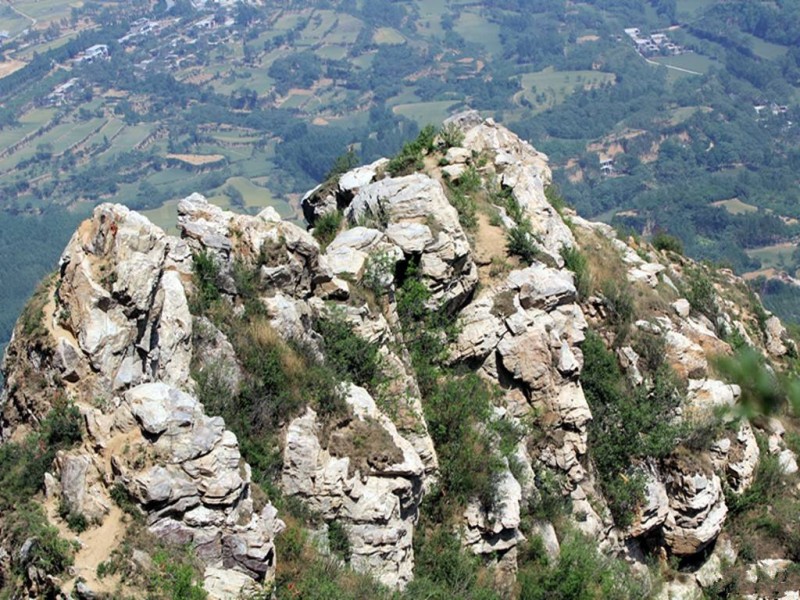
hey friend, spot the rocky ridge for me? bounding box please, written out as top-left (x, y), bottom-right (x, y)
top-left (1, 112), bottom-right (799, 598)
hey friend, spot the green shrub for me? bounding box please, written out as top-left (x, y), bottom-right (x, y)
top-left (0, 397), bottom-right (82, 509)
top-left (325, 148), bottom-right (359, 180)
top-left (601, 280), bottom-right (635, 343)
top-left (651, 231), bottom-right (683, 255)
top-left (387, 125), bottom-right (437, 176)
top-left (315, 313), bottom-right (382, 392)
top-left (59, 500), bottom-right (88, 533)
top-left (456, 165), bottom-right (481, 194)
top-left (327, 521), bottom-right (351, 562)
top-left (560, 246), bottom-right (590, 299)
top-left (360, 249), bottom-right (395, 298)
top-left (518, 530), bottom-right (650, 600)
top-left (447, 186), bottom-right (477, 231)
top-left (632, 331), bottom-right (667, 375)
top-left (313, 210), bottom-right (343, 249)
top-left (148, 548), bottom-right (207, 600)
top-left (685, 268), bottom-right (717, 322)
top-left (5, 502), bottom-right (75, 592)
top-left (110, 483), bottom-right (141, 518)
top-left (507, 224), bottom-right (542, 265)
top-left (581, 331), bottom-right (683, 526)
top-left (190, 250), bottom-right (222, 315)
top-left (526, 468), bottom-right (570, 522)
top-left (425, 374), bottom-right (505, 509)
top-left (439, 123), bottom-right (465, 149)
top-left (410, 527), bottom-right (500, 600)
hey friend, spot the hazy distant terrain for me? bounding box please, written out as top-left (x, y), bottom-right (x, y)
top-left (0, 0), bottom-right (798, 350)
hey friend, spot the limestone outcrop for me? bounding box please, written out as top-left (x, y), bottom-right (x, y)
top-left (2, 112), bottom-right (800, 598)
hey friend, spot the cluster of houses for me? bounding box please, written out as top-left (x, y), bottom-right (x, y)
top-left (45, 78), bottom-right (81, 106)
top-left (73, 44), bottom-right (109, 64)
top-left (624, 28), bottom-right (684, 57)
top-left (754, 103), bottom-right (790, 118)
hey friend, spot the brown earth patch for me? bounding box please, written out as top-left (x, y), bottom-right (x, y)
top-left (328, 418), bottom-right (404, 476)
top-left (166, 153), bottom-right (226, 166)
top-left (0, 59), bottom-right (25, 79)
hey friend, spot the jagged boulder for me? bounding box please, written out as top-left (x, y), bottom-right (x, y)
top-left (282, 384), bottom-right (425, 589)
top-left (662, 459), bottom-right (727, 556)
top-left (302, 157), bottom-right (389, 225)
top-left (346, 173), bottom-right (478, 310)
top-left (56, 203), bottom-right (193, 393)
top-left (177, 193), bottom-right (336, 299)
top-left (111, 382), bottom-right (283, 585)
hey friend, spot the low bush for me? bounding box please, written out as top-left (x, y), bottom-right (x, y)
top-left (439, 123), bottom-right (464, 149)
top-left (189, 250), bottom-right (222, 315)
top-left (5, 502), bottom-right (75, 591)
top-left (447, 186), bottom-right (477, 231)
top-left (560, 246), bottom-right (590, 299)
top-left (327, 521), bottom-right (351, 563)
top-left (507, 224), bottom-right (542, 265)
top-left (651, 231), bottom-right (683, 255)
top-left (425, 374), bottom-right (505, 509)
top-left (684, 268), bottom-right (718, 322)
top-left (0, 396), bottom-right (82, 509)
top-left (518, 530), bottom-right (651, 600)
top-left (147, 548), bottom-right (207, 600)
top-left (581, 331), bottom-right (683, 526)
top-left (313, 210), bottom-right (343, 249)
top-left (410, 527), bottom-right (500, 600)
top-left (314, 313), bottom-right (383, 393)
top-left (387, 125), bottom-right (436, 176)
top-left (601, 279), bottom-right (635, 344)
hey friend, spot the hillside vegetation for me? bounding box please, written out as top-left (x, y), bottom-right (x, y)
top-left (0, 0), bottom-right (799, 353)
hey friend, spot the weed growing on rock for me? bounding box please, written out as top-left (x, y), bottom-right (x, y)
top-left (313, 210), bottom-right (344, 249)
top-left (581, 331), bottom-right (684, 526)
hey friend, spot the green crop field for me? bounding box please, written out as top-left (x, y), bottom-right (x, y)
top-left (741, 33), bottom-right (788, 61)
top-left (651, 53), bottom-right (718, 75)
top-left (393, 100), bottom-right (462, 127)
top-left (373, 27), bottom-right (405, 45)
top-left (0, 5), bottom-right (30, 36)
top-left (110, 124), bottom-right (156, 152)
top-left (711, 198), bottom-right (758, 215)
top-left (676, 0), bottom-right (716, 18)
top-left (746, 243), bottom-right (797, 269)
top-left (520, 68), bottom-right (616, 109)
top-left (14, 0), bottom-right (76, 22)
top-left (47, 118), bottom-right (106, 155)
top-left (667, 105), bottom-right (712, 125)
top-left (454, 11), bottom-right (502, 56)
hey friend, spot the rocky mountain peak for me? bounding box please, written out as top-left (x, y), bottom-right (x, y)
top-left (2, 112), bottom-right (800, 598)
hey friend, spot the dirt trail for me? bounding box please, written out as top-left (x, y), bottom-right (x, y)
top-left (473, 212), bottom-right (516, 285)
top-left (46, 500), bottom-right (126, 596)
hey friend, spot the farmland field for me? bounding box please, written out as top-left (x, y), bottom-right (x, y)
top-left (392, 101), bottom-right (462, 127)
top-left (746, 243), bottom-right (798, 270)
top-left (650, 53), bottom-right (718, 75)
top-left (520, 68), bottom-right (616, 109)
top-left (711, 198), bottom-right (758, 215)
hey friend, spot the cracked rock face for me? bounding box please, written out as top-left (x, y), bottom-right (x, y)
top-left (0, 202), bottom-right (282, 597)
top-left (5, 111), bottom-right (800, 596)
top-left (346, 173), bottom-right (478, 311)
top-left (662, 461), bottom-right (727, 556)
top-left (282, 384), bottom-right (425, 589)
top-left (114, 382), bottom-right (283, 581)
